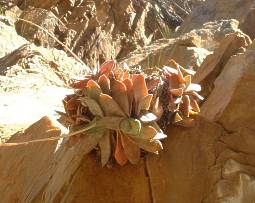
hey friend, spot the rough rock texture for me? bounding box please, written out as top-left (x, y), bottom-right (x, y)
top-left (15, 0), bottom-right (172, 67)
top-left (0, 116), bottom-right (223, 203)
top-left (119, 19), bottom-right (245, 70)
top-left (0, 44), bottom-right (88, 139)
top-left (179, 0), bottom-right (255, 35)
top-left (0, 18), bottom-right (26, 57)
top-left (194, 32), bottom-right (251, 98)
top-left (201, 45), bottom-right (255, 131)
top-left (119, 35), bottom-right (210, 70)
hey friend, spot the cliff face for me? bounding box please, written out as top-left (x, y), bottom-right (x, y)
top-left (1, 0), bottom-right (255, 203)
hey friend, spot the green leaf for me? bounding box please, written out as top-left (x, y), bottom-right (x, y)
top-left (120, 118), bottom-right (141, 135)
top-left (87, 80), bottom-right (102, 101)
top-left (80, 97), bottom-right (104, 117)
top-left (99, 130), bottom-right (111, 167)
top-left (99, 93), bottom-right (126, 117)
top-left (111, 79), bottom-right (129, 116)
top-left (137, 94), bottom-right (153, 115)
top-left (96, 116), bottom-right (123, 130)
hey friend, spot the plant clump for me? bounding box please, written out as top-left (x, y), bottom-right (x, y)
top-left (62, 59), bottom-right (203, 166)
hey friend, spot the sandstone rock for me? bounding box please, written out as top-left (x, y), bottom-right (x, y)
top-left (14, 0), bottom-right (173, 67)
top-left (119, 32), bottom-right (211, 70)
top-left (201, 46), bottom-right (255, 132)
top-left (0, 115), bottom-right (222, 203)
top-left (194, 32), bottom-right (251, 98)
top-left (179, 0), bottom-right (255, 34)
top-left (0, 19), bottom-right (26, 57)
top-left (0, 44), bottom-right (88, 139)
top-left (15, 8), bottom-right (72, 48)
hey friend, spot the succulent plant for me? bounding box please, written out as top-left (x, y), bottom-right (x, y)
top-left (62, 59), bottom-right (202, 167)
top-left (158, 60), bottom-right (204, 128)
top-left (63, 61), bottom-right (166, 166)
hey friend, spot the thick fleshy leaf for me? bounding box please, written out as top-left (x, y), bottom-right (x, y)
top-left (138, 125), bottom-right (157, 139)
top-left (70, 79), bottom-right (89, 89)
top-left (98, 75), bottom-right (110, 94)
top-left (138, 94), bottom-right (153, 114)
top-left (115, 133), bottom-right (128, 166)
top-left (190, 99), bottom-right (200, 112)
top-left (99, 93), bottom-right (126, 117)
top-left (123, 70), bottom-right (130, 80)
top-left (65, 97), bottom-right (79, 111)
top-left (123, 79), bottom-right (133, 115)
top-left (187, 91), bottom-right (204, 100)
top-left (177, 66), bottom-right (185, 83)
top-left (163, 66), bottom-right (178, 75)
top-left (152, 97), bottom-right (163, 119)
top-left (175, 118), bottom-right (195, 127)
top-left (168, 73), bottom-right (180, 89)
top-left (99, 60), bottom-right (115, 75)
top-left (146, 78), bottom-right (159, 90)
top-left (170, 88), bottom-right (183, 97)
top-left (80, 97), bottom-right (104, 117)
top-left (99, 130), bottom-right (111, 167)
top-left (132, 74), bottom-right (148, 107)
top-left (121, 133), bottom-right (140, 164)
top-left (114, 69), bottom-right (124, 80)
top-left (186, 83), bottom-right (201, 92)
top-left (180, 95), bottom-right (190, 117)
top-left (184, 75), bottom-right (191, 86)
top-left (153, 132), bottom-right (167, 140)
top-left (87, 80), bottom-right (102, 101)
top-left (111, 79), bottom-right (129, 116)
top-left (174, 113), bottom-right (183, 123)
top-left (131, 137), bottom-right (163, 153)
top-left (120, 118), bottom-right (141, 135)
top-left (96, 116), bottom-right (123, 130)
top-left (139, 112), bottom-right (157, 123)
top-left (180, 66), bottom-right (196, 75)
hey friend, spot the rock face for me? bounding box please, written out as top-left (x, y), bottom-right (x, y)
top-left (201, 45), bottom-right (255, 131)
top-left (15, 0), bottom-right (173, 67)
top-left (194, 32), bottom-right (251, 98)
top-left (0, 19), bottom-right (26, 57)
top-left (179, 0), bottom-right (255, 35)
top-left (0, 44), bottom-right (88, 139)
top-left (0, 116), bottom-right (223, 203)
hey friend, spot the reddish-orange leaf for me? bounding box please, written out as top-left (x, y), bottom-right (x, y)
top-left (132, 74), bottom-right (148, 114)
top-left (98, 74), bottom-right (110, 94)
top-left (123, 78), bottom-right (133, 115)
top-left (115, 133), bottom-right (128, 166)
top-left (180, 95), bottom-right (190, 117)
top-left (177, 66), bottom-right (185, 83)
top-left (99, 93), bottom-right (126, 117)
top-left (99, 60), bottom-right (115, 75)
top-left (87, 79), bottom-right (102, 101)
top-left (170, 88), bottom-right (183, 97)
top-left (111, 79), bottom-right (129, 116)
top-left (190, 99), bottom-right (200, 112)
top-left (121, 133), bottom-right (140, 164)
top-left (70, 79), bottom-right (89, 89)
